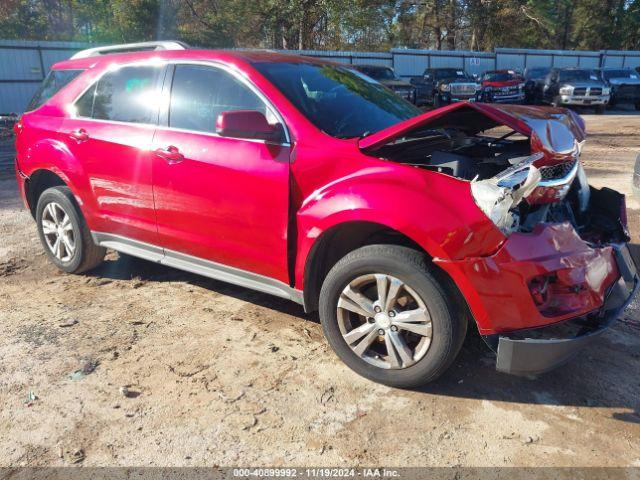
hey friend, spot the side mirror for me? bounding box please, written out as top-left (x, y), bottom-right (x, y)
top-left (216, 110), bottom-right (284, 143)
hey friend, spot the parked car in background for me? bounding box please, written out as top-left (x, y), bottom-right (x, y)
top-left (540, 68), bottom-right (610, 113)
top-left (476, 69), bottom-right (525, 103)
top-left (523, 67), bottom-right (550, 104)
top-left (353, 64), bottom-right (416, 104)
top-left (14, 43), bottom-right (638, 387)
top-left (410, 68), bottom-right (479, 107)
top-left (598, 68), bottom-right (640, 110)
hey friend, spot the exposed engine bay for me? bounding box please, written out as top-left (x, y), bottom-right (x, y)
top-left (376, 127), bottom-right (531, 181)
top-left (375, 119), bottom-right (629, 246)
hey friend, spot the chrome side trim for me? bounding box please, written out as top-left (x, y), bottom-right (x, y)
top-left (91, 232), bottom-right (304, 305)
top-left (92, 232), bottom-right (164, 263)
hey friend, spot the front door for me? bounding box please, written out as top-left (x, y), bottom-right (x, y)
top-left (152, 63), bottom-right (291, 283)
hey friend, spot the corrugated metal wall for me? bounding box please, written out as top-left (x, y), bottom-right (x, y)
top-left (0, 40), bottom-right (92, 113)
top-left (3, 39), bottom-right (640, 113)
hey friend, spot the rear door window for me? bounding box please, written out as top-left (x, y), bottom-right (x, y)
top-left (168, 64), bottom-right (268, 134)
top-left (74, 65), bottom-right (163, 124)
top-left (27, 69), bottom-right (83, 112)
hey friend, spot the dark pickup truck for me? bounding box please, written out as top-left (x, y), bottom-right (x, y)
top-left (410, 68), bottom-right (479, 107)
top-left (598, 68), bottom-right (640, 110)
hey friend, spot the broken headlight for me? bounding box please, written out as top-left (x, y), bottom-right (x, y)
top-left (470, 153), bottom-right (543, 235)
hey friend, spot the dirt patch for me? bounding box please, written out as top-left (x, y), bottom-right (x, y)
top-left (0, 114), bottom-right (639, 468)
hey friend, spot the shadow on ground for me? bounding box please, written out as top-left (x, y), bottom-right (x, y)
top-left (87, 249), bottom-right (640, 420)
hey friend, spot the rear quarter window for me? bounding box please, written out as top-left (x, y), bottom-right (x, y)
top-left (26, 69), bottom-right (84, 112)
top-left (74, 65), bottom-right (162, 124)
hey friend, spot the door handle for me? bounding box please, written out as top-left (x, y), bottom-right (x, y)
top-left (69, 128), bottom-right (89, 142)
top-left (155, 145), bottom-right (184, 164)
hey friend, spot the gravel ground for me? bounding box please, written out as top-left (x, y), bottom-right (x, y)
top-left (0, 114), bottom-right (638, 468)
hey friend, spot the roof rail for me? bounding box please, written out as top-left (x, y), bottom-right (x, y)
top-left (70, 41), bottom-right (189, 59)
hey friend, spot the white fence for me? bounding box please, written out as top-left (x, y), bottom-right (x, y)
top-left (3, 40), bottom-right (640, 113)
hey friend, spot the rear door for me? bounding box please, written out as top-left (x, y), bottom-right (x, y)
top-left (61, 64), bottom-right (164, 245)
top-left (151, 63), bottom-right (291, 283)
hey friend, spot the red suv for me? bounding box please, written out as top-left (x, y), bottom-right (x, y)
top-left (14, 42), bottom-right (637, 387)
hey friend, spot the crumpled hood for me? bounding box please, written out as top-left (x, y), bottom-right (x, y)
top-left (359, 102), bottom-right (586, 164)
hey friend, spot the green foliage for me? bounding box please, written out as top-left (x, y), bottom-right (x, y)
top-left (0, 0), bottom-right (638, 51)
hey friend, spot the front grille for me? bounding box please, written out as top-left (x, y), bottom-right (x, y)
top-left (539, 160), bottom-right (577, 181)
top-left (573, 87), bottom-right (587, 96)
top-left (589, 87), bottom-right (602, 96)
top-left (451, 83), bottom-right (476, 94)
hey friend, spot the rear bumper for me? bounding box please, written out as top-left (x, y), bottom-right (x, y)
top-left (491, 258), bottom-right (638, 376)
top-left (15, 158), bottom-right (29, 209)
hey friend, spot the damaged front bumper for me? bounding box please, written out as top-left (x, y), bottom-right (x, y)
top-left (486, 244), bottom-right (638, 376)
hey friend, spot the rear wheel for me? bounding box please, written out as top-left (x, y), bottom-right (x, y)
top-left (36, 186), bottom-right (106, 273)
top-left (319, 245), bottom-right (467, 388)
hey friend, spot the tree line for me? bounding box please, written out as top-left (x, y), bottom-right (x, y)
top-left (1, 0), bottom-right (639, 52)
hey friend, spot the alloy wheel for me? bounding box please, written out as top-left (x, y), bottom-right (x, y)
top-left (41, 202), bottom-right (76, 262)
top-left (336, 273), bottom-right (433, 370)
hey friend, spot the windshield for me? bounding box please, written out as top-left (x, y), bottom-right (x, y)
top-left (254, 62), bottom-right (420, 139)
top-left (483, 72), bottom-right (519, 82)
top-left (603, 69), bottom-right (638, 80)
top-left (559, 70), bottom-right (598, 82)
top-left (525, 68), bottom-right (550, 80)
top-left (359, 66), bottom-right (398, 81)
top-left (433, 69), bottom-right (470, 81)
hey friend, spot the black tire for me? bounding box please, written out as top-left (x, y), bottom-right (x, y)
top-left (635, 102), bottom-right (640, 111)
top-left (595, 105), bottom-right (605, 115)
top-left (36, 186), bottom-right (106, 274)
top-left (433, 93), bottom-right (444, 108)
top-left (551, 95), bottom-right (562, 107)
top-left (319, 245), bottom-right (467, 388)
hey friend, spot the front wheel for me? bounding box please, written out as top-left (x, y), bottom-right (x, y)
top-left (319, 245), bottom-right (467, 388)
